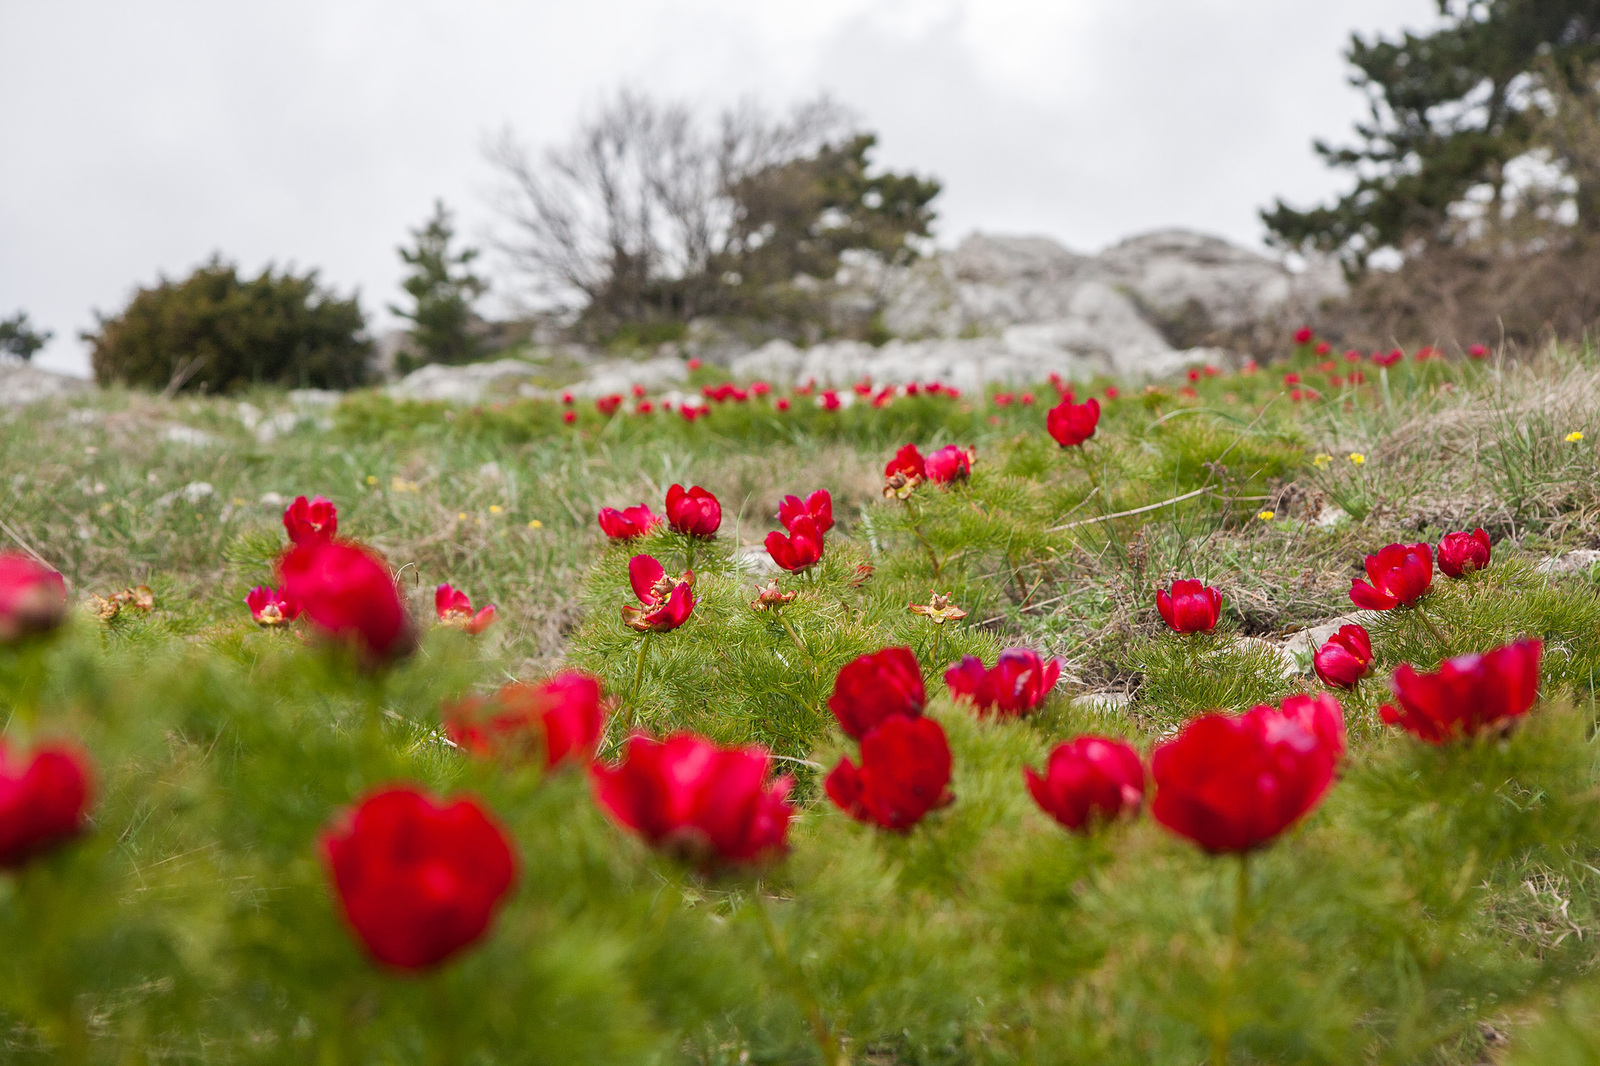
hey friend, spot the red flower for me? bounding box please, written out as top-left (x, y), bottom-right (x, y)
top-left (1468, 344), bottom-right (1488, 359)
top-left (1269, 692), bottom-right (1347, 761)
top-left (1046, 397), bottom-right (1100, 447)
top-left (765, 514), bottom-right (825, 572)
top-left (820, 390), bottom-right (842, 410)
top-left (1313, 624), bottom-right (1374, 690)
top-left (680, 404), bottom-right (707, 422)
top-left (283, 495), bottom-right (337, 546)
top-left (1181, 386), bottom-right (1199, 399)
top-left (944, 649), bottom-right (1062, 718)
top-left (1344, 349), bottom-right (1362, 363)
top-left (1315, 341), bottom-right (1331, 356)
top-left (636, 401), bottom-right (654, 415)
top-left (826, 714), bottom-right (954, 832)
top-left (884, 444), bottom-right (926, 483)
top-left (435, 583), bottom-right (496, 635)
top-left (560, 391), bottom-right (574, 405)
top-left (277, 541), bottom-right (415, 662)
top-left (776, 398), bottom-right (791, 411)
top-left (596, 394), bottom-right (623, 416)
top-left (778, 489), bottom-right (833, 534)
top-left (0, 552), bottom-right (68, 644)
top-left (631, 384), bottom-right (645, 398)
top-left (925, 445), bottom-right (973, 485)
top-left (665, 484), bottom-right (721, 538)
top-left (0, 741), bottom-right (92, 868)
top-left (686, 357), bottom-right (702, 371)
top-left (994, 392), bottom-right (1014, 406)
top-left (591, 733), bottom-right (795, 863)
top-left (1437, 528), bottom-right (1491, 578)
top-left (597, 505), bottom-right (662, 541)
top-left (443, 672), bottom-right (606, 768)
top-left (1283, 372), bottom-right (1301, 386)
top-left (1156, 579), bottom-right (1222, 634)
top-left (1349, 542), bottom-right (1433, 610)
top-left (1025, 736), bottom-right (1143, 832)
top-left (1294, 327), bottom-right (1314, 345)
top-left (751, 381), bottom-right (771, 397)
top-left (828, 646), bottom-right (926, 740)
top-left (562, 411), bottom-right (577, 424)
top-left (321, 787), bottom-right (517, 970)
top-left (1380, 638), bottom-right (1541, 743)
top-left (621, 554), bottom-right (694, 632)
top-left (1151, 703), bottom-right (1338, 853)
top-left (1372, 350), bottom-right (1403, 367)
top-left (245, 585), bottom-right (299, 626)
top-left (1104, 385), bottom-right (1120, 398)
top-left (1020, 392), bottom-right (1035, 405)
top-left (852, 378), bottom-right (873, 396)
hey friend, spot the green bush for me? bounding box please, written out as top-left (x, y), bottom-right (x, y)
top-left (88, 257), bottom-right (371, 393)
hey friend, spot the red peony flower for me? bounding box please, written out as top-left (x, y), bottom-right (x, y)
top-left (1294, 327), bottom-right (1314, 345)
top-left (664, 484), bottom-right (721, 538)
top-left (852, 378), bottom-right (873, 396)
top-left (1151, 703), bottom-right (1338, 853)
top-left (1468, 343), bottom-right (1488, 359)
top-left (621, 554), bottom-right (695, 633)
top-left (0, 552), bottom-right (69, 644)
top-left (1349, 542), bottom-right (1433, 610)
top-left (1025, 736), bottom-right (1143, 832)
top-left (778, 489), bottom-right (833, 534)
top-left (596, 394), bottom-right (623, 416)
top-left (560, 391), bottom-right (574, 405)
top-left (1372, 350), bottom-right (1403, 367)
top-left (1313, 624), bottom-right (1374, 690)
top-left (1344, 349), bottom-right (1362, 363)
top-left (277, 541), bottom-right (415, 662)
top-left (826, 713), bottom-right (954, 831)
top-left (321, 787), bottom-right (517, 970)
top-left (820, 390), bottom-right (842, 411)
top-left (1046, 397), bottom-right (1100, 448)
top-left (1268, 692), bottom-right (1347, 761)
top-left (591, 733), bottom-right (794, 864)
top-left (884, 444), bottom-right (925, 482)
top-left (828, 646), bottom-right (926, 739)
top-left (1156, 579), bottom-right (1222, 634)
top-left (1315, 341), bottom-right (1331, 356)
top-left (944, 649), bottom-right (1062, 718)
top-left (435, 583), bottom-right (497, 635)
top-left (1437, 528), bottom-right (1491, 578)
top-left (0, 741), bottom-right (92, 868)
top-left (1020, 392), bottom-right (1035, 405)
top-left (245, 585), bottom-right (299, 627)
top-left (597, 505), bottom-right (662, 541)
top-left (765, 514), bottom-right (825, 572)
top-left (775, 398), bottom-right (791, 411)
top-left (751, 381), bottom-right (771, 397)
top-left (282, 495), bottom-right (337, 546)
top-left (1380, 638), bottom-right (1541, 743)
top-left (563, 411), bottom-right (577, 424)
top-left (925, 445), bottom-right (973, 485)
top-left (443, 672), bottom-right (606, 768)
top-left (686, 357), bottom-right (702, 371)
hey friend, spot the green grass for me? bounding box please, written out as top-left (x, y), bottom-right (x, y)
top-left (4, 345), bottom-right (1600, 1061)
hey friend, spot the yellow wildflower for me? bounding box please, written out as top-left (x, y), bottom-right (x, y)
top-left (1257, 510), bottom-right (1275, 521)
top-left (1348, 452), bottom-right (1366, 465)
top-left (1567, 431), bottom-right (1585, 443)
top-left (528, 519), bottom-right (543, 530)
top-left (1312, 454), bottom-right (1332, 468)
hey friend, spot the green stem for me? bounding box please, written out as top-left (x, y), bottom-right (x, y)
top-left (776, 610), bottom-right (808, 660)
top-left (684, 537), bottom-right (697, 575)
top-left (627, 635), bottom-right (652, 730)
top-left (930, 626), bottom-right (944, 671)
top-left (754, 892), bottom-right (846, 1066)
top-left (1413, 604), bottom-right (1450, 647)
top-left (901, 500), bottom-right (943, 578)
top-left (1210, 853), bottom-right (1251, 1066)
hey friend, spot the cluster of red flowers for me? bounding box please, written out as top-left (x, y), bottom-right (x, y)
top-left (765, 489), bottom-right (831, 572)
top-left (825, 648), bottom-right (953, 831)
top-left (1348, 529), bottom-right (1490, 611)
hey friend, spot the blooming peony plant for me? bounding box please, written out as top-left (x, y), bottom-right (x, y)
top-left (0, 552), bottom-right (68, 644)
top-left (825, 714), bottom-right (954, 832)
top-left (1380, 638), bottom-right (1542, 743)
top-left (0, 741), bottom-right (92, 868)
top-left (944, 648), bottom-right (1061, 718)
top-left (1025, 736), bottom-right (1143, 832)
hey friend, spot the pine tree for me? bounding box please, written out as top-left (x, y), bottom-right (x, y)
top-left (390, 200), bottom-right (488, 369)
top-left (0, 311), bottom-right (50, 362)
top-left (1263, 1), bottom-right (1600, 269)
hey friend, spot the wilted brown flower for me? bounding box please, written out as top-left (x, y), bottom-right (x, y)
top-left (909, 592), bottom-right (967, 625)
top-left (750, 579), bottom-right (797, 612)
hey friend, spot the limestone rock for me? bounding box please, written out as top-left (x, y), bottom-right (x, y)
top-left (0, 362), bottom-right (91, 407)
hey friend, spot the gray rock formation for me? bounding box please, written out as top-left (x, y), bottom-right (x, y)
top-left (0, 361), bottom-right (92, 407)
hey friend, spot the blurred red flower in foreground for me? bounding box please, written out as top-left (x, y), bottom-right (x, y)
top-left (622, 555), bottom-right (695, 633)
top-left (0, 741), bottom-right (92, 868)
top-left (1025, 736), bottom-right (1143, 832)
top-left (944, 648), bottom-right (1061, 718)
top-left (245, 585), bottom-right (298, 627)
top-left (1272, 692), bottom-right (1348, 760)
top-left (282, 494), bottom-right (337, 545)
top-left (1437, 528), bottom-right (1491, 578)
top-left (828, 647), bottom-right (926, 739)
top-left (1313, 624), bottom-right (1374, 690)
top-left (0, 552), bottom-right (68, 644)
top-left (1046, 397), bottom-right (1100, 447)
top-left (925, 445), bottom-right (973, 485)
top-left (765, 514), bottom-right (825, 572)
top-left (1156, 579), bottom-right (1222, 634)
top-left (277, 541), bottom-right (415, 662)
top-left (1381, 638), bottom-right (1541, 743)
top-left (826, 714), bottom-right (953, 832)
top-left (597, 504), bottom-right (662, 541)
top-left (435, 584), bottom-right (497, 635)
top-left (1349, 542), bottom-right (1433, 610)
top-left (778, 489), bottom-right (833, 534)
top-left (321, 787), bottom-right (517, 970)
top-left (665, 484), bottom-right (721, 538)
top-left (443, 672), bottom-right (605, 768)
top-left (1151, 701), bottom-right (1339, 853)
top-left (591, 733), bottom-right (795, 864)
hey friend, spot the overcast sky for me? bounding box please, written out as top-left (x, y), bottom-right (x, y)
top-left (0, 0), bottom-right (1440, 376)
